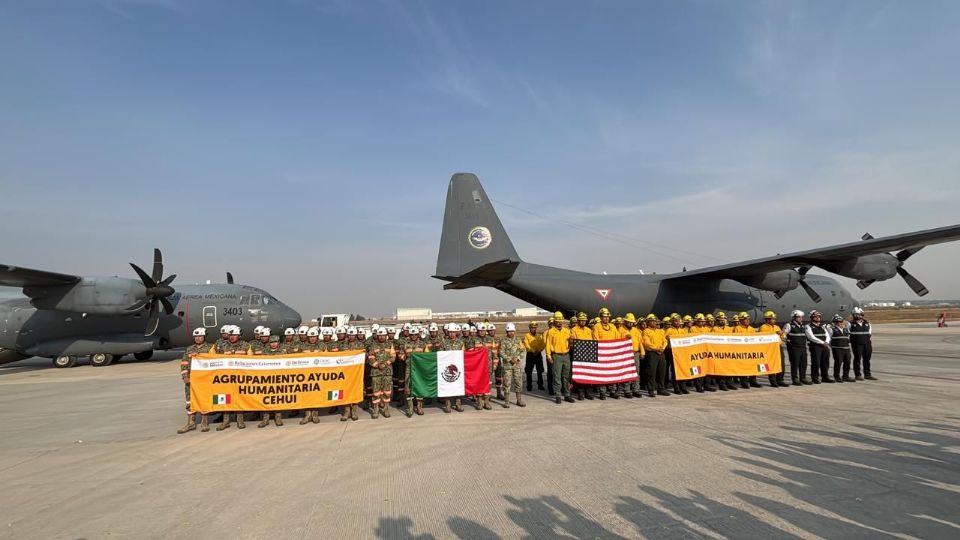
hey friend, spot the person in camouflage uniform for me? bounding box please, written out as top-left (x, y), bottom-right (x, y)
top-left (497, 323), bottom-right (526, 408)
top-left (438, 324), bottom-right (465, 413)
top-left (177, 327), bottom-right (213, 434)
top-left (215, 326), bottom-right (249, 430)
top-left (251, 328), bottom-right (284, 428)
top-left (393, 327), bottom-right (414, 407)
top-left (487, 323), bottom-right (506, 400)
top-left (402, 329), bottom-right (427, 417)
top-left (214, 325), bottom-right (230, 354)
top-left (281, 327), bottom-right (300, 354)
top-left (336, 328), bottom-right (361, 422)
top-left (366, 328), bottom-right (395, 418)
top-left (296, 328), bottom-right (324, 424)
top-left (248, 327), bottom-right (269, 356)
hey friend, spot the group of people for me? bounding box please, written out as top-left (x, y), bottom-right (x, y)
top-left (175, 306), bottom-right (875, 434)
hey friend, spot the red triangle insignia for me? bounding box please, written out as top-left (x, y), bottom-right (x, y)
top-left (595, 289), bottom-right (611, 301)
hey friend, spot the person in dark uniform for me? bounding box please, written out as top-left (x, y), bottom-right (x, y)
top-left (849, 307), bottom-right (876, 380)
top-left (804, 310), bottom-right (832, 383)
top-left (782, 310), bottom-right (810, 385)
top-left (828, 314), bottom-right (854, 382)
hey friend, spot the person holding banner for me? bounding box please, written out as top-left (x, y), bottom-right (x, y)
top-left (253, 330), bottom-right (285, 428)
top-left (545, 312), bottom-right (574, 404)
top-left (711, 313), bottom-right (734, 391)
top-left (437, 324), bottom-right (466, 413)
top-left (215, 326), bottom-right (248, 431)
top-left (570, 313), bottom-right (594, 399)
top-left (621, 313), bottom-right (645, 398)
top-left (664, 316), bottom-right (687, 395)
top-left (336, 330), bottom-right (363, 422)
top-left (642, 315), bottom-right (668, 397)
top-left (593, 308), bottom-right (621, 398)
top-left (733, 313), bottom-right (762, 389)
top-left (403, 329), bottom-right (428, 417)
top-left (759, 311), bottom-right (787, 388)
top-left (783, 310), bottom-right (810, 385)
top-left (177, 328), bottom-right (213, 434)
top-left (805, 311), bottom-right (832, 384)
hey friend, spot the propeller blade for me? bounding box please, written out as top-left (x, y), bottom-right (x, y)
top-left (896, 246), bottom-right (924, 262)
top-left (774, 290), bottom-right (785, 299)
top-left (125, 298), bottom-right (150, 312)
top-left (160, 274), bottom-right (177, 287)
top-left (861, 233), bottom-right (874, 240)
top-left (151, 248), bottom-right (163, 283)
top-left (856, 280), bottom-right (875, 290)
top-left (797, 265), bottom-right (811, 277)
top-left (799, 279), bottom-right (822, 303)
top-left (160, 296), bottom-right (175, 315)
top-left (897, 267), bottom-right (929, 296)
top-left (129, 263), bottom-right (157, 288)
top-left (145, 300), bottom-right (161, 336)
top-left (226, 272), bottom-right (234, 284)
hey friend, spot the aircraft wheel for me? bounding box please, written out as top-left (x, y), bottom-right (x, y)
top-left (90, 353), bottom-right (113, 367)
top-left (134, 351), bottom-right (153, 361)
top-left (53, 355), bottom-right (77, 368)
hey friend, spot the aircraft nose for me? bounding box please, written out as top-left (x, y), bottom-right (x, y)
top-left (283, 306), bottom-right (302, 330)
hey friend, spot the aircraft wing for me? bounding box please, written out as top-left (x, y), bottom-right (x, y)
top-left (0, 264), bottom-right (81, 288)
top-left (658, 223), bottom-right (960, 281)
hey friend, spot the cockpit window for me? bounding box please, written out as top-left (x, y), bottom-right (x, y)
top-left (250, 294), bottom-right (262, 305)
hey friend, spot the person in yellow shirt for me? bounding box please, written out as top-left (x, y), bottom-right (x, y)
top-left (522, 321), bottom-right (546, 393)
top-left (759, 310), bottom-right (787, 388)
top-left (705, 313), bottom-right (715, 332)
top-left (642, 315), bottom-right (668, 397)
top-left (712, 314), bottom-right (737, 391)
top-left (570, 312), bottom-right (594, 399)
top-left (592, 307), bottom-right (620, 398)
top-left (544, 312), bottom-right (574, 404)
top-left (733, 312), bottom-right (762, 389)
top-left (664, 316), bottom-right (688, 395)
top-left (622, 313), bottom-right (645, 398)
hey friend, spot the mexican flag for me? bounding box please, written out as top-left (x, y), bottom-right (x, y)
top-left (327, 390), bottom-right (343, 401)
top-left (410, 350), bottom-right (489, 398)
top-left (757, 363), bottom-right (770, 373)
top-left (689, 366), bottom-right (702, 377)
top-left (213, 394), bottom-right (231, 405)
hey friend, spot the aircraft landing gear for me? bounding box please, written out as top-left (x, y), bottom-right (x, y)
top-left (90, 353), bottom-right (114, 367)
top-left (134, 351), bottom-right (153, 361)
top-left (53, 355), bottom-right (77, 368)
top-left (112, 354), bottom-right (125, 363)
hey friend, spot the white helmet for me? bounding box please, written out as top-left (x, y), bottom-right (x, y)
top-left (505, 323), bottom-right (516, 332)
top-left (335, 326), bottom-right (346, 335)
top-left (260, 327), bottom-right (271, 337)
top-left (220, 325), bottom-right (230, 334)
top-left (428, 323), bottom-right (439, 332)
top-left (284, 328), bottom-right (295, 336)
top-left (321, 328), bottom-right (333, 336)
top-left (193, 327), bottom-right (206, 337)
top-left (852, 307), bottom-right (864, 315)
top-left (297, 325), bottom-right (309, 335)
top-left (372, 324), bottom-right (380, 330)
top-left (791, 310), bottom-right (804, 318)
top-left (307, 328), bottom-right (319, 337)
top-left (229, 326), bottom-right (241, 336)
top-left (468, 325), bottom-right (477, 333)
top-left (407, 327), bottom-right (418, 334)
top-left (451, 323), bottom-right (461, 332)
top-left (402, 322), bottom-right (412, 330)
top-left (376, 328), bottom-right (388, 336)
top-left (347, 328), bottom-right (358, 336)
top-left (254, 325), bottom-right (264, 335)
top-left (487, 323), bottom-right (496, 331)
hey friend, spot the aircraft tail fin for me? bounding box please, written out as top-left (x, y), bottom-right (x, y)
top-left (434, 173), bottom-right (521, 284)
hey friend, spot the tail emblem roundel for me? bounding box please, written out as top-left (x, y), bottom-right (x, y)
top-left (468, 226), bottom-right (492, 250)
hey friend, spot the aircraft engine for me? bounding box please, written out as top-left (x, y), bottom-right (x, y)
top-left (737, 270), bottom-right (800, 295)
top-left (25, 277), bottom-right (151, 315)
top-left (828, 253), bottom-right (899, 281)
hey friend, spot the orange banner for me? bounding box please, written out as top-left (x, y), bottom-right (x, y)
top-left (189, 352), bottom-right (365, 413)
top-left (669, 333), bottom-right (783, 380)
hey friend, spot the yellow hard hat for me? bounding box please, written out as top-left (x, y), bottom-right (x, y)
top-left (599, 307), bottom-right (611, 316)
top-left (705, 314), bottom-right (714, 321)
top-left (624, 313), bottom-right (637, 323)
top-left (553, 311), bottom-right (564, 320)
top-left (646, 313), bottom-right (658, 321)
top-left (662, 316), bottom-right (672, 323)
top-left (529, 321), bottom-right (538, 327)
top-left (577, 312), bottom-right (587, 320)
top-left (763, 310), bottom-right (776, 319)
top-left (670, 312), bottom-right (680, 319)
top-left (738, 311), bottom-right (749, 319)
top-left (716, 312), bottom-right (727, 319)
top-left (731, 314), bottom-right (740, 321)
top-left (569, 316), bottom-right (577, 323)
top-left (694, 313), bottom-right (705, 321)
top-left (682, 315), bottom-right (693, 322)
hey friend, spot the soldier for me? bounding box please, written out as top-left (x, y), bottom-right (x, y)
top-left (642, 315), bottom-right (668, 397)
top-left (497, 323), bottom-right (526, 407)
top-left (249, 327), bottom-right (270, 356)
top-left (522, 321), bottom-right (546, 392)
top-left (782, 310), bottom-right (810, 385)
top-left (733, 312), bottom-right (761, 389)
top-left (295, 328), bottom-right (324, 425)
top-left (663, 315), bottom-right (687, 395)
top-left (570, 312), bottom-right (594, 399)
top-left (759, 311), bottom-right (787, 388)
top-left (440, 324), bottom-right (466, 412)
top-left (393, 327), bottom-right (415, 409)
top-left (281, 327), bottom-right (300, 353)
top-left (402, 327), bottom-right (427, 417)
top-left (485, 324), bottom-right (504, 401)
top-left (366, 328), bottom-right (396, 418)
top-left (545, 312), bottom-right (574, 404)
top-left (622, 313), bottom-right (644, 398)
top-left (805, 310), bottom-right (832, 383)
top-left (335, 328), bottom-right (362, 422)
top-left (215, 326), bottom-right (248, 431)
top-left (296, 325), bottom-right (310, 347)
top-left (177, 328), bottom-right (212, 434)
top-left (215, 324), bottom-right (230, 352)
top-left (849, 307), bottom-right (876, 380)
top-left (828, 314), bottom-right (854, 383)
top-left (592, 307), bottom-right (620, 398)
top-left (250, 328), bottom-right (283, 428)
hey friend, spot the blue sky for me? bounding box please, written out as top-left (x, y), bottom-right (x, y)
top-left (2, 0), bottom-right (959, 316)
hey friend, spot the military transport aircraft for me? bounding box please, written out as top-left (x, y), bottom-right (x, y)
top-left (434, 173), bottom-right (960, 321)
top-left (0, 250), bottom-right (301, 368)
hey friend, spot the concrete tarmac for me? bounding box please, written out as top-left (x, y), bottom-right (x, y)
top-left (1, 323), bottom-right (958, 539)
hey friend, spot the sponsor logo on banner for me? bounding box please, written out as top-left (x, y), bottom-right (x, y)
top-left (442, 364), bottom-right (461, 383)
top-left (468, 226), bottom-right (492, 250)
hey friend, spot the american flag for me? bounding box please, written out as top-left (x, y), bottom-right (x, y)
top-left (571, 338), bottom-right (638, 385)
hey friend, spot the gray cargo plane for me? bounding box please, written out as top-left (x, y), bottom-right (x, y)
top-left (434, 173), bottom-right (960, 321)
top-left (0, 250), bottom-right (301, 368)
